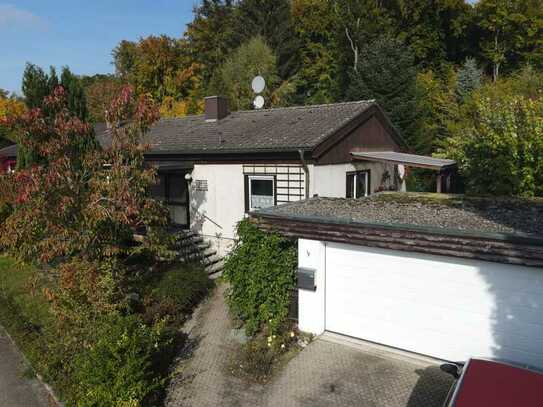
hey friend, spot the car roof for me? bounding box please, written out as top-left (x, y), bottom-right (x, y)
top-left (452, 358), bottom-right (543, 406)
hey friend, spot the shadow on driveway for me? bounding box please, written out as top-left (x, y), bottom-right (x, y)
top-left (407, 366), bottom-right (453, 407)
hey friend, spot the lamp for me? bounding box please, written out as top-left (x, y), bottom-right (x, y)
top-left (185, 173), bottom-right (193, 182)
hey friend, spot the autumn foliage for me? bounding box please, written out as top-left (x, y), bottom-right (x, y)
top-left (0, 85), bottom-right (172, 309)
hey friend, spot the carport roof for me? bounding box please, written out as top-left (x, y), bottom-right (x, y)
top-left (351, 151), bottom-right (457, 171)
top-left (251, 193), bottom-right (543, 267)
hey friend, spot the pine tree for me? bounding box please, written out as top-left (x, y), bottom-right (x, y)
top-left (21, 63), bottom-right (55, 109)
top-left (61, 67), bottom-right (88, 121)
top-left (346, 36), bottom-right (418, 149)
top-left (456, 58), bottom-right (483, 101)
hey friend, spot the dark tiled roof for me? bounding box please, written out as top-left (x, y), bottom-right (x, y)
top-left (0, 144), bottom-right (17, 158)
top-left (138, 100), bottom-right (375, 154)
top-left (3, 101), bottom-right (378, 157)
top-left (254, 193), bottom-right (543, 239)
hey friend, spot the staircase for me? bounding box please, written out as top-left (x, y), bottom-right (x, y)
top-left (175, 231), bottom-right (225, 279)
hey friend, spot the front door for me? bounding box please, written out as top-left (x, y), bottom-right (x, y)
top-left (150, 171), bottom-right (190, 228)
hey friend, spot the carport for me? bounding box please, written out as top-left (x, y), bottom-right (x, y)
top-left (350, 151), bottom-right (457, 193)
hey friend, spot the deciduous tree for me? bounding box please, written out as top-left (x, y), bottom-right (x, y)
top-left (441, 94), bottom-right (543, 196)
top-left (210, 37), bottom-right (293, 111)
top-left (475, 0), bottom-right (543, 81)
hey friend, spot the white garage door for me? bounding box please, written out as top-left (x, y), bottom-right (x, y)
top-left (325, 242), bottom-right (543, 367)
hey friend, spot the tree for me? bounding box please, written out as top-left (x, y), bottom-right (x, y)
top-left (0, 84), bottom-right (171, 273)
top-left (82, 75), bottom-right (125, 122)
top-left (391, 0), bottom-right (472, 68)
top-left (21, 63), bottom-right (57, 109)
top-left (475, 0), bottom-right (543, 81)
top-left (183, 0), bottom-right (239, 85)
top-left (415, 68), bottom-right (460, 154)
top-left (0, 93), bottom-right (26, 148)
top-left (236, 0), bottom-right (301, 79)
top-left (346, 36), bottom-right (419, 149)
top-left (456, 57), bottom-right (483, 101)
top-left (112, 40), bottom-right (139, 81)
top-left (441, 95), bottom-right (543, 196)
top-left (60, 67), bottom-right (88, 121)
top-left (112, 35), bottom-right (202, 109)
top-left (210, 37), bottom-right (293, 111)
top-left (291, 0), bottom-right (337, 104)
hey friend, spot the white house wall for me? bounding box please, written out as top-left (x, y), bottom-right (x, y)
top-left (313, 161), bottom-right (395, 197)
top-left (189, 163), bottom-right (309, 254)
top-left (188, 161), bottom-right (394, 254)
top-left (189, 164), bottom-right (245, 254)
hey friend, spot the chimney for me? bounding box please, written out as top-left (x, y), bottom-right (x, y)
top-left (204, 96), bottom-right (229, 121)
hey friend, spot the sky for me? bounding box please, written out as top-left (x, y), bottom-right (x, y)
top-left (0, 1), bottom-right (197, 94)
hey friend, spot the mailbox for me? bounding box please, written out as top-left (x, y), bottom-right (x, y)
top-left (297, 267), bottom-right (316, 291)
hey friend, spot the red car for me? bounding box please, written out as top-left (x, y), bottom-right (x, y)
top-left (441, 358), bottom-right (543, 406)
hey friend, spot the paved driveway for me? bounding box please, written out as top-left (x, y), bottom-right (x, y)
top-left (264, 336), bottom-right (453, 407)
top-left (166, 284), bottom-right (453, 407)
top-left (0, 328), bottom-right (49, 407)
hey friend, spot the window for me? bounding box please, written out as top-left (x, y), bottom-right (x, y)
top-left (247, 175), bottom-right (276, 211)
top-left (346, 171), bottom-right (370, 198)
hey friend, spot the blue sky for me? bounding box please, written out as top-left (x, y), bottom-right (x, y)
top-left (0, 1), bottom-right (197, 94)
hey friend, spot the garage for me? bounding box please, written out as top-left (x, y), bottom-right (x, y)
top-left (252, 194), bottom-right (543, 368)
top-left (324, 242), bottom-right (543, 366)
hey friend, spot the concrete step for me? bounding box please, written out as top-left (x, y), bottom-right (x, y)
top-left (203, 254), bottom-right (221, 266)
top-left (177, 236), bottom-right (204, 248)
top-left (206, 260), bottom-right (224, 279)
top-left (178, 242), bottom-right (211, 257)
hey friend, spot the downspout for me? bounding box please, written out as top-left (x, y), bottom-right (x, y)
top-left (298, 149), bottom-right (310, 199)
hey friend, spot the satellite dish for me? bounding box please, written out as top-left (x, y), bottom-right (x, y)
top-left (251, 75), bottom-right (266, 94)
top-left (253, 95), bottom-right (265, 109)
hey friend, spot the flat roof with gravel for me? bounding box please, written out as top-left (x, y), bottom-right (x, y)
top-left (255, 193), bottom-right (543, 239)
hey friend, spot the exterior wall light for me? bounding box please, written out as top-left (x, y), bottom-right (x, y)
top-left (185, 173), bottom-right (193, 182)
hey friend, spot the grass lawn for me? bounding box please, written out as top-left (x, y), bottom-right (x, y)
top-left (0, 256), bottom-right (52, 326)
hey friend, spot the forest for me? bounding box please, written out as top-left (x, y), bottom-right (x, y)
top-left (2, 0), bottom-right (543, 196)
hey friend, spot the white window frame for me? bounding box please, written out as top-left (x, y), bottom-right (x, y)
top-left (248, 175), bottom-right (275, 211)
top-left (347, 171), bottom-right (370, 198)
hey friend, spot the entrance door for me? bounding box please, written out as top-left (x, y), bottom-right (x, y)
top-left (151, 172), bottom-right (190, 227)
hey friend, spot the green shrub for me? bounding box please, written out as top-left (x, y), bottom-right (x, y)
top-left (235, 338), bottom-right (275, 383)
top-left (0, 202), bottom-right (12, 224)
top-left (224, 219), bottom-right (297, 336)
top-left (72, 314), bottom-right (172, 407)
top-left (151, 263), bottom-right (212, 314)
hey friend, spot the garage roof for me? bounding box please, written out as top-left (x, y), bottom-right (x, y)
top-left (351, 151), bottom-right (457, 171)
top-left (251, 193), bottom-right (543, 267)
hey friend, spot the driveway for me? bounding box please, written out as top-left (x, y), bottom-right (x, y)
top-left (0, 327), bottom-right (49, 407)
top-left (166, 284), bottom-right (453, 407)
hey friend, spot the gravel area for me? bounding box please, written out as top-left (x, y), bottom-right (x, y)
top-left (262, 193), bottom-right (543, 236)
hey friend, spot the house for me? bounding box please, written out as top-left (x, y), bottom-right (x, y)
top-left (251, 193), bottom-right (543, 368)
top-left (0, 96), bottom-right (456, 255)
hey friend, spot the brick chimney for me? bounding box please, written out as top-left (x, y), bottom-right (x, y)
top-left (204, 96), bottom-right (229, 121)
